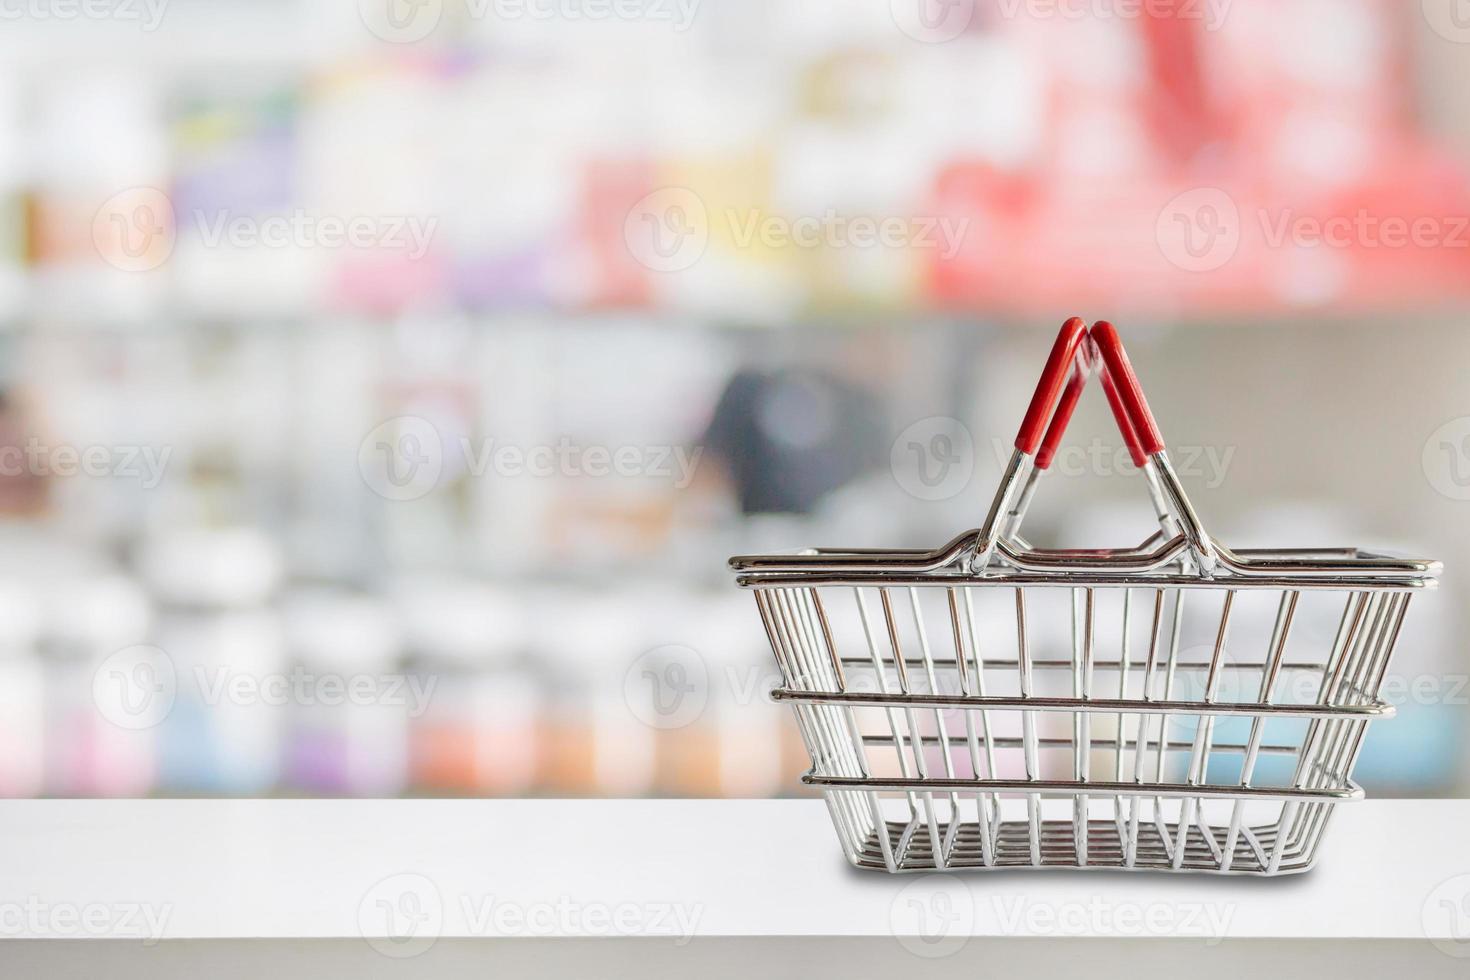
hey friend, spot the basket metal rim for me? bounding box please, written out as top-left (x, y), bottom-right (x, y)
top-left (736, 573), bottom-right (1435, 590)
top-left (770, 687), bottom-right (1396, 720)
top-left (729, 529), bottom-right (1440, 588)
top-left (802, 773), bottom-right (1364, 803)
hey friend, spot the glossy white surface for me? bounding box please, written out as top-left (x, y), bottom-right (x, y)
top-left (0, 798), bottom-right (1464, 943)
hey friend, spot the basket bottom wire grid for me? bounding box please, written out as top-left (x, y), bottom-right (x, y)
top-left (819, 794), bottom-right (1336, 875)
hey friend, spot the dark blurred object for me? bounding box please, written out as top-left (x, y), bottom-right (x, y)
top-left (703, 368), bottom-right (881, 515)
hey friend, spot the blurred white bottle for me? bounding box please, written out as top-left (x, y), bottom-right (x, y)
top-left (0, 577), bottom-right (44, 797)
top-left (138, 527), bottom-right (285, 795)
top-left (43, 572), bottom-right (155, 796)
top-left (282, 589), bottom-right (407, 796)
top-left (392, 576), bottom-right (539, 796)
top-left (537, 588), bottom-right (657, 797)
top-left (706, 591), bottom-right (786, 797)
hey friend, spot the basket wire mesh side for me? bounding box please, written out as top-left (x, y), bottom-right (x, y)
top-left (754, 582), bottom-right (1411, 874)
top-left (731, 319), bottom-right (1437, 875)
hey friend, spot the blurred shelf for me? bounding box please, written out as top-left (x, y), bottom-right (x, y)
top-left (0, 8), bottom-right (322, 73)
top-left (0, 798), bottom-right (1467, 977)
top-left (4, 3), bottom-right (1469, 321)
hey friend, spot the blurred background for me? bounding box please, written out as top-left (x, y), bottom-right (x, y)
top-left (0, 0), bottom-right (1465, 799)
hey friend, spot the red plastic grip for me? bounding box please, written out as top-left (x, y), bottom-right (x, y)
top-left (1035, 364), bottom-right (1086, 470)
top-left (1014, 317), bottom-right (1088, 455)
top-left (1089, 320), bottom-right (1165, 457)
top-left (1099, 366), bottom-right (1148, 468)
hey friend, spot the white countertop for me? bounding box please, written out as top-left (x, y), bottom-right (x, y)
top-left (1, 799), bottom-right (1467, 977)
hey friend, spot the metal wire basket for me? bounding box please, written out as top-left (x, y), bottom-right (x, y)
top-left (730, 318), bottom-right (1438, 875)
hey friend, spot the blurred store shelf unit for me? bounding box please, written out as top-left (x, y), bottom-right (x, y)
top-left (0, 1), bottom-right (1468, 325)
top-left (0, 0), bottom-right (1462, 801)
top-left (0, 298), bottom-right (903, 800)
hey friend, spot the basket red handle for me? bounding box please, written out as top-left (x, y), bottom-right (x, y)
top-left (1035, 363), bottom-right (1086, 470)
top-left (1017, 318), bottom-right (1163, 470)
top-left (1014, 317), bottom-right (1088, 456)
top-left (1099, 365), bottom-right (1148, 468)
top-left (1090, 320), bottom-right (1165, 458)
